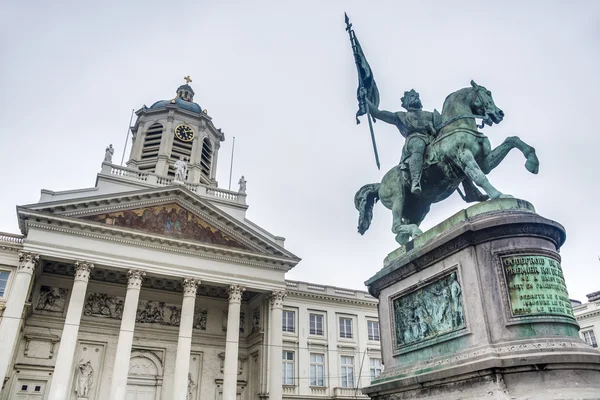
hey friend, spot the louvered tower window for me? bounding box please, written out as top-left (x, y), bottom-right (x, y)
top-left (200, 137), bottom-right (213, 179)
top-left (168, 133), bottom-right (194, 177)
top-left (138, 123), bottom-right (164, 173)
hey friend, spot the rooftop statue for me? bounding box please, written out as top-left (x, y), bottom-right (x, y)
top-left (345, 15), bottom-right (539, 245)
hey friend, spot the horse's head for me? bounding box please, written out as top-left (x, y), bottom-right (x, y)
top-left (470, 80), bottom-right (504, 126)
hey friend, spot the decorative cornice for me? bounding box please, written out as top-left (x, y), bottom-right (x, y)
top-left (270, 290), bottom-right (287, 308)
top-left (127, 269), bottom-right (146, 289)
top-left (229, 285), bottom-right (246, 302)
top-left (367, 220), bottom-right (565, 297)
top-left (285, 290), bottom-right (378, 307)
top-left (23, 221), bottom-right (293, 272)
top-left (19, 188), bottom-right (298, 262)
top-left (18, 251), bottom-right (39, 273)
top-left (74, 261), bottom-right (94, 281)
top-left (182, 278), bottom-right (200, 296)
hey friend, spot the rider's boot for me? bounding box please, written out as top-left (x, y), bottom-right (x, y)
top-left (409, 153), bottom-right (424, 195)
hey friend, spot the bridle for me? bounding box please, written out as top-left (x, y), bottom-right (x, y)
top-left (435, 87), bottom-right (489, 132)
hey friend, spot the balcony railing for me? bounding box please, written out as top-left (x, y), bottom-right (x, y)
top-left (101, 163), bottom-right (246, 205)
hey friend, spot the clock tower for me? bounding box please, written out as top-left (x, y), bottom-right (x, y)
top-left (126, 77), bottom-right (224, 185)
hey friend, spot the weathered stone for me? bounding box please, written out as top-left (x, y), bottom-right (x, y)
top-left (363, 200), bottom-right (600, 399)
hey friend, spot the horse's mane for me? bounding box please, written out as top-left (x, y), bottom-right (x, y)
top-left (441, 87), bottom-right (471, 115)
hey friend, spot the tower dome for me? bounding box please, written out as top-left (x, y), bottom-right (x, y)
top-left (126, 76), bottom-right (224, 185)
top-left (150, 77), bottom-right (203, 114)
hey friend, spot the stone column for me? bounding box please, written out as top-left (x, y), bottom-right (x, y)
top-left (108, 269), bottom-right (145, 400)
top-left (48, 261), bottom-right (94, 400)
top-left (269, 291), bottom-right (286, 400)
top-left (172, 278), bottom-right (200, 400)
top-left (222, 284), bottom-right (245, 400)
top-left (0, 252), bottom-right (39, 387)
top-left (156, 113), bottom-right (175, 176)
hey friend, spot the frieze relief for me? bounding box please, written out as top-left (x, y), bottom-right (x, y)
top-left (36, 286), bottom-right (69, 313)
top-left (81, 203), bottom-right (248, 250)
top-left (393, 271), bottom-right (465, 349)
top-left (137, 300), bottom-right (181, 326)
top-left (84, 293), bottom-right (124, 319)
top-left (83, 292), bottom-right (185, 326)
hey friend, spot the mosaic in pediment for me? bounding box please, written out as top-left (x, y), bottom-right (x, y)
top-left (82, 203), bottom-right (247, 250)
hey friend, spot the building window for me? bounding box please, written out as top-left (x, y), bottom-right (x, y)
top-left (368, 320), bottom-right (380, 341)
top-left (0, 271), bottom-right (10, 297)
top-left (282, 310), bottom-right (295, 333)
top-left (310, 353), bottom-right (325, 386)
top-left (370, 358), bottom-right (382, 381)
top-left (282, 351), bottom-right (295, 385)
top-left (340, 356), bottom-right (354, 388)
top-left (339, 317), bottom-right (353, 339)
top-left (310, 313), bottom-right (324, 336)
top-left (583, 330), bottom-right (598, 348)
top-left (200, 137), bottom-right (213, 179)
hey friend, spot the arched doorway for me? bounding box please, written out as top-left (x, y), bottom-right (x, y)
top-left (126, 350), bottom-right (163, 400)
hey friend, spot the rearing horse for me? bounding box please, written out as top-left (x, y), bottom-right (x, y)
top-left (354, 81), bottom-right (539, 245)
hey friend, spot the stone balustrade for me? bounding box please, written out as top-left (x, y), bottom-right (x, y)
top-left (310, 386), bottom-right (328, 395)
top-left (333, 387), bottom-right (368, 398)
top-left (0, 232), bottom-right (24, 245)
top-left (100, 162), bottom-right (246, 205)
top-left (282, 385), bottom-right (296, 395)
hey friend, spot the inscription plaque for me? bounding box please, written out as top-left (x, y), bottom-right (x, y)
top-left (502, 254), bottom-right (574, 318)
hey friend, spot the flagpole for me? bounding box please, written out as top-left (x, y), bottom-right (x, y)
top-left (365, 103), bottom-right (381, 170)
top-left (345, 13), bottom-right (381, 170)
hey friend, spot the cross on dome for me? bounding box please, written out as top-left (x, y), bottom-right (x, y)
top-left (184, 75), bottom-right (192, 84)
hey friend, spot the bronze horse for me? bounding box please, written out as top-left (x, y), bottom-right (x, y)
top-left (355, 81), bottom-right (539, 245)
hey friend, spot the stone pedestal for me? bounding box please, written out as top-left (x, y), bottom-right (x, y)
top-left (364, 199), bottom-right (600, 400)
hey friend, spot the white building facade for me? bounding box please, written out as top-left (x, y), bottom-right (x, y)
top-left (0, 80), bottom-right (380, 400)
top-left (573, 291), bottom-right (600, 350)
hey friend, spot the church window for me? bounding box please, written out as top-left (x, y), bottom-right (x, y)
top-left (309, 313), bottom-right (324, 336)
top-left (368, 320), bottom-right (380, 341)
top-left (282, 310), bottom-right (295, 333)
top-left (339, 317), bottom-right (353, 339)
top-left (200, 137), bottom-right (213, 179)
top-left (583, 330), bottom-right (597, 348)
top-left (282, 351), bottom-right (295, 385)
top-left (0, 271), bottom-right (10, 297)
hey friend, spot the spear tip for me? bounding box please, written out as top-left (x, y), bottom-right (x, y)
top-left (344, 12), bottom-right (349, 24)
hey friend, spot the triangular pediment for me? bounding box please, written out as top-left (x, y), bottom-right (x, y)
top-left (80, 202), bottom-right (249, 250)
top-left (17, 186), bottom-right (300, 265)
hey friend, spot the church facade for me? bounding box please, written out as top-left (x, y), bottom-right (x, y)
top-left (0, 80), bottom-right (380, 400)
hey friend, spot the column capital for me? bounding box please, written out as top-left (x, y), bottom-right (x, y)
top-left (17, 251), bottom-right (39, 274)
top-left (127, 269), bottom-right (146, 289)
top-left (74, 261), bottom-right (94, 282)
top-left (182, 278), bottom-right (200, 296)
top-left (228, 284), bottom-right (246, 303)
top-left (270, 290), bottom-right (287, 308)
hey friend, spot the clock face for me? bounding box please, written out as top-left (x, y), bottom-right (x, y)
top-left (175, 124), bottom-right (195, 142)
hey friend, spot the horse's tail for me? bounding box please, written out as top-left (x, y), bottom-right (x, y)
top-left (354, 183), bottom-right (381, 235)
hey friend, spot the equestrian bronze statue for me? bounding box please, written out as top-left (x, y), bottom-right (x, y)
top-left (345, 15), bottom-right (539, 245)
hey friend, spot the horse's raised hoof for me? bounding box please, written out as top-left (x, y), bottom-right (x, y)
top-left (526, 159), bottom-right (539, 174)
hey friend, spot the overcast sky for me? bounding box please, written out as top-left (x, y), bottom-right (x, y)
top-left (1, 0), bottom-right (598, 302)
